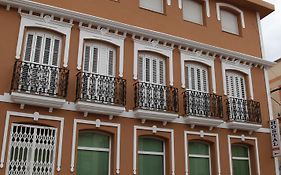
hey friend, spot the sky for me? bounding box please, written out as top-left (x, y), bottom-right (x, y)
top-left (261, 0), bottom-right (281, 62)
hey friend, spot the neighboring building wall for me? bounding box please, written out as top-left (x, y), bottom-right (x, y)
top-left (0, 1), bottom-right (277, 175)
top-left (269, 59), bottom-right (281, 118)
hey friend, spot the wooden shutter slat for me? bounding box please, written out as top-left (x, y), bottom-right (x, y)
top-left (52, 39), bottom-right (60, 66)
top-left (108, 50), bottom-right (114, 76)
top-left (152, 59), bottom-right (157, 83)
top-left (34, 35), bottom-right (43, 63)
top-left (138, 56), bottom-right (143, 81)
top-left (43, 37), bottom-right (51, 65)
top-left (24, 34), bottom-right (34, 61)
top-left (159, 60), bottom-right (164, 85)
top-left (145, 58), bottom-right (150, 82)
top-left (83, 46), bottom-right (90, 72)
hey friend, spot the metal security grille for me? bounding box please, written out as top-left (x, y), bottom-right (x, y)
top-left (6, 124), bottom-right (57, 175)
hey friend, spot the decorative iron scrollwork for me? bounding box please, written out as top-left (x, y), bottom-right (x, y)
top-left (134, 82), bottom-right (178, 113)
top-left (184, 90), bottom-right (223, 119)
top-left (226, 97), bottom-right (261, 123)
top-left (11, 60), bottom-right (69, 98)
top-left (76, 72), bottom-right (126, 106)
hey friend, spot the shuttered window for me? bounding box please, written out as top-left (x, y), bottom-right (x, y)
top-left (83, 41), bottom-right (116, 77)
top-left (226, 71), bottom-right (246, 99)
top-left (23, 31), bottom-right (61, 67)
top-left (138, 53), bottom-right (166, 85)
top-left (139, 0), bottom-right (164, 13)
top-left (183, 0), bottom-right (204, 25)
top-left (185, 63), bottom-right (209, 92)
top-left (221, 9), bottom-right (239, 35)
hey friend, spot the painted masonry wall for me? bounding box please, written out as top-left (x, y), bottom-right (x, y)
top-left (269, 60), bottom-right (281, 118)
top-left (0, 1), bottom-right (276, 175)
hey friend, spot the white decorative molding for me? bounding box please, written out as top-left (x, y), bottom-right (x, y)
top-left (227, 135), bottom-right (260, 175)
top-left (221, 59), bottom-right (254, 99)
top-left (16, 13), bottom-right (72, 67)
top-left (133, 125), bottom-right (175, 175)
top-left (226, 121), bottom-right (262, 132)
top-left (180, 50), bottom-right (216, 92)
top-left (256, 12), bottom-right (265, 59)
top-left (216, 2), bottom-right (246, 28)
top-left (70, 119), bottom-right (121, 174)
top-left (185, 116), bottom-right (224, 128)
top-left (11, 92), bottom-right (66, 110)
top-left (77, 27), bottom-right (126, 77)
top-left (184, 131), bottom-right (221, 175)
top-left (76, 101), bottom-right (125, 116)
top-left (178, 0), bottom-right (210, 17)
top-left (133, 39), bottom-right (174, 85)
top-left (134, 109), bottom-right (178, 122)
top-left (0, 111), bottom-right (64, 172)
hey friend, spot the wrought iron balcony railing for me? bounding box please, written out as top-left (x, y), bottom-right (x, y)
top-left (184, 90), bottom-right (223, 119)
top-left (11, 60), bottom-right (69, 98)
top-left (226, 97), bottom-right (261, 124)
top-left (134, 82), bottom-right (178, 113)
top-left (76, 72), bottom-right (126, 106)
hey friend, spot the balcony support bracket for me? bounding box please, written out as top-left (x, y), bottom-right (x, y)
top-left (83, 112), bottom-right (88, 117)
top-left (109, 115), bottom-right (114, 120)
top-left (141, 119), bottom-right (146, 124)
top-left (20, 104), bottom-right (25, 110)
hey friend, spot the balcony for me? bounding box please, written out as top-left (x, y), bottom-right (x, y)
top-left (134, 82), bottom-right (179, 122)
top-left (225, 97), bottom-right (262, 132)
top-left (75, 72), bottom-right (126, 116)
top-left (184, 90), bottom-right (224, 128)
top-left (10, 60), bottom-right (69, 110)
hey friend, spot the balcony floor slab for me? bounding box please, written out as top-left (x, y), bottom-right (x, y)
top-left (134, 109), bottom-right (178, 122)
top-left (185, 115), bottom-right (224, 127)
top-left (226, 121), bottom-right (262, 131)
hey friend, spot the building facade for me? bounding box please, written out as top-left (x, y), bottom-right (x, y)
top-left (269, 58), bottom-right (281, 118)
top-left (0, 0), bottom-right (277, 175)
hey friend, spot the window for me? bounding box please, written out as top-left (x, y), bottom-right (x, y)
top-left (226, 71), bottom-right (246, 99)
top-left (232, 145), bottom-right (250, 175)
top-left (138, 52), bottom-right (166, 85)
top-left (185, 63), bottom-right (209, 92)
top-left (188, 141), bottom-right (211, 175)
top-left (6, 124), bottom-right (57, 175)
top-left (183, 0), bottom-right (204, 25)
top-left (139, 0), bottom-right (164, 13)
top-left (220, 9), bottom-right (239, 35)
top-left (138, 137), bottom-right (165, 175)
top-left (83, 41), bottom-right (116, 77)
top-left (23, 31), bottom-right (61, 66)
top-left (76, 132), bottom-right (111, 175)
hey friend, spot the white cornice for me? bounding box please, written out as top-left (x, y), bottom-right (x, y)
top-left (0, 0), bottom-right (275, 68)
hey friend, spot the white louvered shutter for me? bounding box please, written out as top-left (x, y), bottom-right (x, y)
top-left (108, 50), bottom-right (114, 76)
top-left (138, 56), bottom-right (143, 81)
top-left (183, 0), bottom-right (203, 25)
top-left (52, 39), bottom-right (60, 66)
top-left (145, 57), bottom-right (150, 82)
top-left (24, 33), bottom-right (34, 61)
top-left (226, 71), bottom-right (246, 99)
top-left (185, 63), bottom-right (209, 92)
top-left (159, 60), bottom-right (164, 85)
top-left (221, 10), bottom-right (239, 35)
top-left (92, 47), bottom-right (98, 73)
top-left (83, 46), bottom-right (91, 72)
top-left (152, 59), bottom-right (157, 83)
top-left (43, 37), bottom-right (51, 65)
top-left (34, 35), bottom-right (43, 63)
top-left (139, 0), bottom-right (164, 13)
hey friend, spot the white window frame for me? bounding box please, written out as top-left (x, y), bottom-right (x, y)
top-left (184, 131), bottom-right (221, 175)
top-left (227, 135), bottom-right (260, 175)
top-left (185, 62), bottom-right (209, 92)
top-left (133, 40), bottom-right (174, 86)
top-left (180, 50), bottom-right (216, 93)
top-left (70, 119), bottom-right (121, 174)
top-left (188, 141), bottom-right (212, 175)
top-left (222, 60), bottom-right (253, 99)
top-left (23, 30), bottom-right (62, 67)
top-left (83, 41), bottom-right (117, 76)
top-left (138, 52), bottom-right (166, 85)
top-left (179, 0), bottom-right (210, 17)
top-left (225, 71), bottom-right (247, 99)
top-left (137, 137), bottom-right (166, 175)
top-left (77, 27), bottom-right (125, 77)
top-left (216, 3), bottom-right (245, 29)
top-left (133, 125), bottom-right (175, 175)
top-left (77, 131), bottom-right (112, 175)
top-left (231, 145), bottom-right (251, 175)
top-left (0, 111), bottom-right (64, 172)
top-left (16, 13), bottom-right (72, 68)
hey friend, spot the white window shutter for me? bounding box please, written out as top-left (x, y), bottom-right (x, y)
top-left (108, 50), bottom-right (114, 76)
top-left (92, 47), bottom-right (98, 73)
top-left (24, 34), bottom-right (34, 61)
top-left (43, 37), bottom-right (51, 65)
top-left (226, 72), bottom-right (246, 99)
top-left (52, 39), bottom-right (60, 66)
top-left (159, 60), bottom-right (164, 85)
top-left (138, 56), bottom-right (143, 81)
top-left (185, 66), bottom-right (189, 89)
top-left (221, 10), bottom-right (239, 35)
top-left (152, 59), bottom-right (157, 83)
top-left (226, 74), bottom-right (230, 96)
top-left (190, 67), bottom-right (195, 90)
top-left (34, 35), bottom-right (43, 63)
top-left (83, 46), bottom-right (90, 72)
top-left (240, 77), bottom-right (246, 99)
top-left (139, 0), bottom-right (164, 13)
top-left (196, 68), bottom-right (201, 91)
top-left (145, 58), bottom-right (150, 82)
top-left (183, 0), bottom-right (203, 25)
top-left (202, 69), bottom-right (208, 92)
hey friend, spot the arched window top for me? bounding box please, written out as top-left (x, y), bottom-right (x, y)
top-left (216, 2), bottom-right (245, 28)
top-left (188, 141), bottom-right (209, 155)
top-left (138, 136), bottom-right (164, 152)
top-left (78, 131), bottom-right (110, 149)
top-left (232, 144), bottom-right (249, 158)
